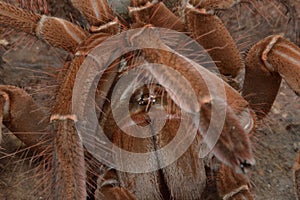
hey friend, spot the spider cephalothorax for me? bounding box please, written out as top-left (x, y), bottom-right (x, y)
top-left (0, 0), bottom-right (299, 200)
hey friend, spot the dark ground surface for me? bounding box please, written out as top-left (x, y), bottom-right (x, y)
top-left (0, 0), bottom-right (299, 199)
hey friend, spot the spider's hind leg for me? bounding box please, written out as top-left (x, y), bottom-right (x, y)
top-left (70, 0), bottom-right (115, 28)
top-left (242, 35), bottom-right (300, 119)
top-left (0, 1), bottom-right (88, 53)
top-left (0, 85), bottom-right (50, 151)
top-left (241, 34), bottom-right (300, 199)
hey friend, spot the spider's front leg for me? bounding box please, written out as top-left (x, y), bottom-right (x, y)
top-left (185, 0), bottom-right (244, 79)
top-left (242, 35), bottom-right (300, 199)
top-left (183, 2), bottom-right (256, 199)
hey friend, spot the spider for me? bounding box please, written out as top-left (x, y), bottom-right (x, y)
top-left (0, 0), bottom-right (299, 199)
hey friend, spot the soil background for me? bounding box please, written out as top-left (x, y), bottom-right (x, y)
top-left (0, 0), bottom-right (300, 199)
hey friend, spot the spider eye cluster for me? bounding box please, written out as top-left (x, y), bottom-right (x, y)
top-left (136, 93), bottom-right (156, 105)
top-left (130, 84), bottom-right (165, 113)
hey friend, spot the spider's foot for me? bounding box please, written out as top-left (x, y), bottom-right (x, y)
top-left (95, 169), bottom-right (137, 200)
top-left (96, 186), bottom-right (138, 200)
top-left (217, 164), bottom-right (254, 200)
top-left (261, 35), bottom-right (282, 72)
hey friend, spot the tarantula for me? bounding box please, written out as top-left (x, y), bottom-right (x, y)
top-left (0, 0), bottom-right (299, 199)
